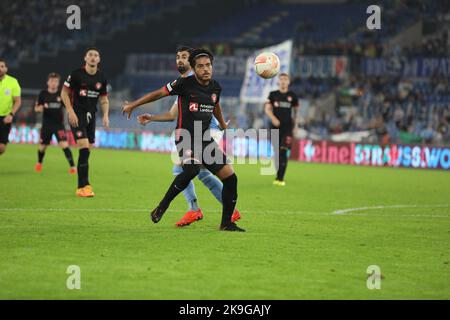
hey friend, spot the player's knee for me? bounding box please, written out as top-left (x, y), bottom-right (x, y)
top-left (182, 162), bottom-right (200, 179)
top-left (198, 168), bottom-right (213, 180)
top-left (172, 165), bottom-right (183, 176)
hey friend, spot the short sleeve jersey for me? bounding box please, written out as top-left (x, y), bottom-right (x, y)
top-left (165, 75), bottom-right (222, 136)
top-left (63, 67), bottom-right (107, 114)
top-left (0, 75), bottom-right (21, 116)
top-left (37, 90), bottom-right (65, 125)
top-left (267, 90), bottom-right (299, 127)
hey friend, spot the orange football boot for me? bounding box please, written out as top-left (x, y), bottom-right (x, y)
top-left (176, 208), bottom-right (204, 227)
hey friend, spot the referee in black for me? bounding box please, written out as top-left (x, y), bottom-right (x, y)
top-left (60, 47), bottom-right (110, 197)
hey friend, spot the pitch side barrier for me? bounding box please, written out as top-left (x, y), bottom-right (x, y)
top-left (9, 125), bottom-right (450, 170)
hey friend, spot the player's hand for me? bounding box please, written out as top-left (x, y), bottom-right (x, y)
top-left (68, 111), bottom-right (79, 127)
top-left (3, 115), bottom-right (13, 124)
top-left (220, 120), bottom-right (231, 131)
top-left (122, 101), bottom-right (134, 120)
top-left (103, 115), bottom-right (109, 128)
top-left (44, 103), bottom-right (49, 109)
top-left (137, 113), bottom-right (153, 125)
top-left (272, 118), bottom-right (280, 127)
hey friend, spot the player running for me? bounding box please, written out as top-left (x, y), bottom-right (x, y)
top-left (34, 73), bottom-right (76, 173)
top-left (0, 58), bottom-right (22, 156)
top-left (60, 47), bottom-right (110, 197)
top-left (136, 46), bottom-right (240, 227)
top-left (264, 73), bottom-right (299, 186)
top-left (122, 48), bottom-right (245, 232)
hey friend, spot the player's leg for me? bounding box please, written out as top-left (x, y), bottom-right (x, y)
top-left (150, 160), bottom-right (201, 223)
top-left (0, 119), bottom-right (10, 155)
top-left (275, 133), bottom-right (292, 185)
top-left (198, 168), bottom-right (222, 202)
top-left (214, 164), bottom-right (244, 232)
top-left (56, 127), bottom-right (76, 173)
top-left (35, 144), bottom-right (48, 172)
top-left (198, 167), bottom-right (241, 222)
top-left (173, 164), bottom-right (204, 227)
top-left (173, 164), bottom-right (199, 211)
top-left (71, 114), bottom-right (93, 197)
top-left (276, 147), bottom-right (288, 181)
top-left (35, 126), bottom-right (52, 172)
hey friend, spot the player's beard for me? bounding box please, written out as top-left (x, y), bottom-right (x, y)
top-left (177, 64), bottom-right (188, 74)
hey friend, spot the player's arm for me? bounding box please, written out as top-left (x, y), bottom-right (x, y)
top-left (61, 86), bottom-right (78, 127)
top-left (34, 92), bottom-right (45, 113)
top-left (122, 87), bottom-right (169, 120)
top-left (264, 100), bottom-right (280, 127)
top-left (100, 95), bottom-right (109, 128)
top-left (5, 85), bottom-right (22, 124)
top-left (34, 101), bottom-right (43, 113)
top-left (213, 103), bottom-right (228, 130)
top-left (137, 103), bottom-right (178, 125)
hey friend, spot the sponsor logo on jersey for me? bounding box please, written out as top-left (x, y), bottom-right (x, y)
top-left (189, 102), bottom-right (199, 112)
top-left (95, 82), bottom-right (102, 90)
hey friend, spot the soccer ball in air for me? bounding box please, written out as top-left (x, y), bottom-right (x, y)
top-left (254, 52), bottom-right (280, 79)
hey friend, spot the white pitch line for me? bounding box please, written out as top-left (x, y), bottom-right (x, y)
top-left (332, 204), bottom-right (450, 215)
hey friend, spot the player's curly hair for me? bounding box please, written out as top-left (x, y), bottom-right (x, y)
top-left (189, 48), bottom-right (214, 68)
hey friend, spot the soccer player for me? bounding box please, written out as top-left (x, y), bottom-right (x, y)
top-left (34, 73), bottom-right (76, 173)
top-left (264, 73), bottom-right (299, 186)
top-left (123, 49), bottom-right (245, 232)
top-left (60, 47), bottom-right (110, 197)
top-left (0, 58), bottom-right (22, 156)
top-left (136, 46), bottom-right (240, 227)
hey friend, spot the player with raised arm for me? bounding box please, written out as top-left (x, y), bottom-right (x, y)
top-left (60, 47), bottom-right (110, 197)
top-left (34, 73), bottom-right (76, 173)
top-left (264, 73), bottom-right (299, 186)
top-left (123, 49), bottom-right (244, 232)
top-left (136, 46), bottom-right (240, 227)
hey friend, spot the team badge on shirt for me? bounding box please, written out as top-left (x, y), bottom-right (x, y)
top-left (79, 89), bottom-right (87, 97)
top-left (4, 89), bottom-right (11, 96)
top-left (211, 93), bottom-right (217, 103)
top-left (95, 82), bottom-right (102, 90)
top-left (189, 102), bottom-right (199, 112)
top-left (287, 96), bottom-right (292, 102)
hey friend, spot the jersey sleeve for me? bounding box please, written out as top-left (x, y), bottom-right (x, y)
top-left (37, 91), bottom-right (45, 105)
top-left (266, 92), bottom-right (274, 104)
top-left (215, 82), bottom-right (222, 105)
top-left (63, 70), bottom-right (78, 91)
top-left (164, 77), bottom-right (185, 96)
top-left (12, 79), bottom-right (21, 97)
top-left (100, 77), bottom-right (108, 96)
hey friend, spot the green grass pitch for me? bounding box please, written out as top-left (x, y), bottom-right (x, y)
top-left (1, 144), bottom-right (449, 299)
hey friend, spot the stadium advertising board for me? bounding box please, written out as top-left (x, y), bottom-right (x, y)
top-left (10, 126), bottom-right (450, 170)
top-left (293, 139), bottom-right (450, 170)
